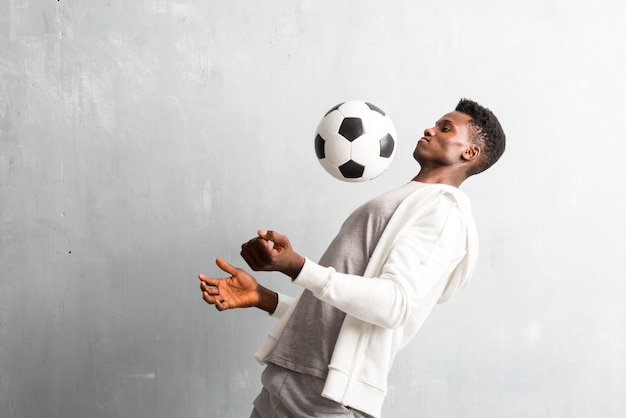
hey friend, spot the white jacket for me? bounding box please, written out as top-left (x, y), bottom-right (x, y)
top-left (255, 184), bottom-right (479, 417)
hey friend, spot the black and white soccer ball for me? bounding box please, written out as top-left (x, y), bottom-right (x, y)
top-left (314, 101), bottom-right (397, 182)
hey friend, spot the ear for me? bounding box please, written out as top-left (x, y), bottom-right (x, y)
top-left (462, 144), bottom-right (480, 162)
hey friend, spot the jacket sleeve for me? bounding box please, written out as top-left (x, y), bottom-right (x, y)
top-left (292, 201), bottom-right (467, 329)
top-left (270, 292), bottom-right (296, 319)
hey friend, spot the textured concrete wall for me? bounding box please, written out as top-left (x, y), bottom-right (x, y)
top-left (1, 1), bottom-right (625, 417)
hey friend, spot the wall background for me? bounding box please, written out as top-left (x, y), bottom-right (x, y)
top-left (1, 1), bottom-right (625, 417)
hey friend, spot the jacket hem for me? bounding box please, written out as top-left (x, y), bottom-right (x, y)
top-left (322, 368), bottom-right (385, 418)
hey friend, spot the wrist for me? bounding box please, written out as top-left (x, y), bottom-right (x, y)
top-left (255, 285), bottom-right (278, 315)
top-left (283, 254), bottom-right (305, 280)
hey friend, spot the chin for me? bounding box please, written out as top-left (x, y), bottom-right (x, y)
top-left (413, 148), bottom-right (422, 162)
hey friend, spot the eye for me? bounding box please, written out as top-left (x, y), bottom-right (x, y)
top-left (435, 120), bottom-right (453, 133)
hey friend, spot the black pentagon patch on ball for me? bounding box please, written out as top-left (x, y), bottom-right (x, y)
top-left (379, 134), bottom-right (395, 158)
top-left (366, 102), bottom-right (386, 116)
top-left (339, 160), bottom-right (365, 179)
top-left (324, 103), bottom-right (344, 117)
top-left (338, 118), bottom-right (363, 142)
top-left (314, 134), bottom-right (326, 159)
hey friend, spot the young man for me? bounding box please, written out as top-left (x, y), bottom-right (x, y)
top-left (199, 99), bottom-right (506, 417)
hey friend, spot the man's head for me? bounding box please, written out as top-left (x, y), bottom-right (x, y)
top-left (454, 98), bottom-right (506, 176)
top-left (413, 98), bottom-right (506, 186)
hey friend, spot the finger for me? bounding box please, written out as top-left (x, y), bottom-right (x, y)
top-left (241, 248), bottom-right (260, 270)
top-left (198, 274), bottom-right (220, 286)
top-left (240, 245), bottom-right (255, 267)
top-left (246, 235), bottom-right (272, 251)
top-left (261, 230), bottom-right (288, 249)
top-left (200, 282), bottom-right (217, 294)
top-left (215, 258), bottom-right (238, 276)
top-left (246, 237), bottom-right (274, 261)
top-left (260, 229), bottom-right (282, 240)
top-left (241, 242), bottom-right (270, 270)
top-left (214, 299), bottom-right (228, 311)
top-left (257, 229), bottom-right (274, 244)
top-left (203, 292), bottom-right (217, 305)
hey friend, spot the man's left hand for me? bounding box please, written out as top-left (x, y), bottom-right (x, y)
top-left (240, 229), bottom-right (305, 279)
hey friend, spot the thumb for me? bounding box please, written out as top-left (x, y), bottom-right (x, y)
top-left (257, 229), bottom-right (277, 247)
top-left (258, 229), bottom-right (285, 243)
top-left (257, 229), bottom-right (271, 240)
top-left (215, 258), bottom-right (237, 276)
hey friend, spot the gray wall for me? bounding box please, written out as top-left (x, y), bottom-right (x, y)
top-left (1, 1), bottom-right (625, 417)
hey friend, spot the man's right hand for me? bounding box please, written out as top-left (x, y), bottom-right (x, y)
top-left (199, 258), bottom-right (277, 313)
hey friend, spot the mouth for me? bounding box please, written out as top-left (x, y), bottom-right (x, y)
top-left (419, 137), bottom-right (429, 143)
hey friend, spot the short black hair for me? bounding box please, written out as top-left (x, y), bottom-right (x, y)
top-left (455, 98), bottom-right (506, 175)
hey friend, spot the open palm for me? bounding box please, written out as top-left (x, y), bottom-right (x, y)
top-left (199, 258), bottom-right (260, 311)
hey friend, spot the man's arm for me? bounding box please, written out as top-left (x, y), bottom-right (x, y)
top-left (240, 206), bottom-right (467, 328)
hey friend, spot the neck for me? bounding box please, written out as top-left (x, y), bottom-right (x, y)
top-left (412, 168), bottom-right (467, 188)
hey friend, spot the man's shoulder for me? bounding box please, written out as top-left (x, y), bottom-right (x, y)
top-left (398, 182), bottom-right (469, 208)
top-left (413, 183), bottom-right (471, 214)
top-left (394, 184), bottom-right (472, 232)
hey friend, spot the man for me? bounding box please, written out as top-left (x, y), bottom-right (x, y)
top-left (199, 99), bottom-right (506, 417)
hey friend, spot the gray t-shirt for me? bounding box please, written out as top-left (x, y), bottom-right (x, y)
top-left (266, 181), bottom-right (425, 379)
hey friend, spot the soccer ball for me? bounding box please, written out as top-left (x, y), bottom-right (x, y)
top-left (314, 101), bottom-right (397, 182)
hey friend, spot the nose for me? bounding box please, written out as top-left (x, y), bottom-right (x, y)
top-left (423, 127), bottom-right (435, 137)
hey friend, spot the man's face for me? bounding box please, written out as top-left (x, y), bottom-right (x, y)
top-left (413, 111), bottom-right (474, 167)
